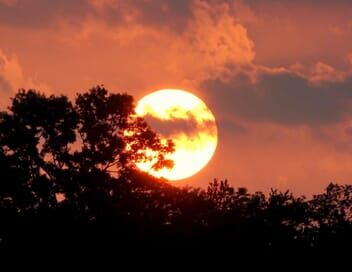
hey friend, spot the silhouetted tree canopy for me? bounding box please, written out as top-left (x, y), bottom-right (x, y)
top-left (1, 87), bottom-right (352, 260)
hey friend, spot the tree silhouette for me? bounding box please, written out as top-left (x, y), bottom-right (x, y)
top-left (0, 87), bottom-right (175, 249)
top-left (75, 86), bottom-right (174, 174)
top-left (0, 90), bottom-right (77, 211)
top-left (1, 87), bottom-right (352, 260)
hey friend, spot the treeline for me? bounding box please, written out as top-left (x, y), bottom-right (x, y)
top-left (1, 87), bottom-right (352, 258)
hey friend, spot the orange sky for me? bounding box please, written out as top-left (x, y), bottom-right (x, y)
top-left (2, 0), bottom-right (352, 195)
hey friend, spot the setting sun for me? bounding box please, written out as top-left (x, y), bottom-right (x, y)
top-left (135, 89), bottom-right (218, 180)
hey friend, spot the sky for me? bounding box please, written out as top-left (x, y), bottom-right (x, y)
top-left (1, 0), bottom-right (352, 195)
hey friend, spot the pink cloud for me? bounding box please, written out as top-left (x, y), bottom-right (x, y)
top-left (0, 49), bottom-right (49, 108)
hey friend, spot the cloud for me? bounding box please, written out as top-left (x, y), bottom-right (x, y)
top-left (0, 49), bottom-right (20, 107)
top-left (0, 0), bottom-right (91, 28)
top-left (143, 111), bottom-right (216, 138)
top-left (0, 49), bottom-right (49, 108)
top-left (0, 0), bottom-right (350, 123)
top-left (246, 0), bottom-right (352, 6)
top-left (308, 62), bottom-right (346, 84)
top-left (241, 0), bottom-right (352, 70)
top-left (0, 75), bottom-right (12, 99)
top-left (119, 0), bottom-right (193, 31)
top-left (151, 0), bottom-right (255, 83)
top-left (0, 0), bottom-right (193, 31)
top-left (182, 0), bottom-right (255, 79)
top-left (202, 71), bottom-right (352, 125)
top-left (51, 0), bottom-right (255, 89)
top-left (289, 62), bottom-right (348, 85)
top-left (0, 49), bottom-right (25, 91)
top-left (0, 0), bottom-right (16, 6)
top-left (144, 114), bottom-right (200, 138)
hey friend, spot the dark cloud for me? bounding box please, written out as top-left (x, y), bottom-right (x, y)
top-left (202, 72), bottom-right (352, 125)
top-left (0, 0), bottom-right (193, 31)
top-left (0, 0), bottom-right (91, 27)
top-left (246, 0), bottom-right (352, 5)
top-left (144, 115), bottom-right (197, 137)
top-left (143, 111), bottom-right (215, 137)
top-left (218, 119), bottom-right (247, 134)
top-left (128, 0), bottom-right (193, 32)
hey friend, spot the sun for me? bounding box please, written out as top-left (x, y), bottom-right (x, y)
top-left (135, 89), bottom-right (218, 180)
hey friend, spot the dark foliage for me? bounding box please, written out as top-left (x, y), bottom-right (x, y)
top-left (1, 87), bottom-right (352, 260)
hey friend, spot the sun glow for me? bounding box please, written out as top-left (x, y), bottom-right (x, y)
top-left (135, 89), bottom-right (218, 180)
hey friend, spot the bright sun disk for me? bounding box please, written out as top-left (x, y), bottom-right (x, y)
top-left (135, 89), bottom-right (218, 181)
